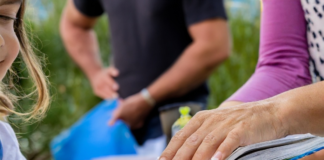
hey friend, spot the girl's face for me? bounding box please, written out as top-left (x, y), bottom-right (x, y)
top-left (0, 0), bottom-right (21, 80)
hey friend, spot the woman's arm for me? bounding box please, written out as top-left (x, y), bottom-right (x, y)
top-left (279, 82), bottom-right (324, 136)
top-left (223, 0), bottom-right (311, 105)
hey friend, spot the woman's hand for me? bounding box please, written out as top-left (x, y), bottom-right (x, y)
top-left (218, 101), bottom-right (243, 108)
top-left (160, 82), bottom-right (324, 160)
top-left (159, 100), bottom-right (288, 160)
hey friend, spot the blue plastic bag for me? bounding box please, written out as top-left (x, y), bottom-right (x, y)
top-left (50, 100), bottom-right (138, 160)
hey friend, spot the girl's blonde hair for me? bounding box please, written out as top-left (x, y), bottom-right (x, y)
top-left (0, 0), bottom-right (50, 121)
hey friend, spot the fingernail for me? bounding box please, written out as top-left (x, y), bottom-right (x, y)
top-left (159, 157), bottom-right (166, 160)
top-left (212, 152), bottom-right (222, 160)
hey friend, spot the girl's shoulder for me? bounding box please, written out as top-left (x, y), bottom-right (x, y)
top-left (0, 119), bottom-right (26, 160)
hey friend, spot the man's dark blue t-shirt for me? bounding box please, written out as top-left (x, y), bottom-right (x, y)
top-left (74, 0), bottom-right (227, 145)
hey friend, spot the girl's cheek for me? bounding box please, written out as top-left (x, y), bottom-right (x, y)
top-left (8, 32), bottom-right (20, 62)
top-left (0, 31), bottom-right (20, 80)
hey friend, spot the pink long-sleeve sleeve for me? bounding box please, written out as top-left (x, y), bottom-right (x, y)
top-left (227, 0), bottom-right (312, 102)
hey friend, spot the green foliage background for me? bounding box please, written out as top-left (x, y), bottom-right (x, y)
top-left (9, 0), bottom-right (260, 159)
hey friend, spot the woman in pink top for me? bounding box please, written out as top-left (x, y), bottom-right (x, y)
top-left (159, 0), bottom-right (324, 160)
top-left (226, 0), bottom-right (311, 103)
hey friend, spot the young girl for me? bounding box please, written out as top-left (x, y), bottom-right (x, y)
top-left (0, 0), bottom-right (50, 159)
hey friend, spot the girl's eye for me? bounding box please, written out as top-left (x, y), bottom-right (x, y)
top-left (0, 15), bottom-right (16, 22)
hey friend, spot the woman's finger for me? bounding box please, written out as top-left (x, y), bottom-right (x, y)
top-left (159, 111), bottom-right (206, 160)
top-left (173, 120), bottom-right (215, 160)
top-left (192, 129), bottom-right (226, 160)
top-left (212, 130), bottom-right (242, 160)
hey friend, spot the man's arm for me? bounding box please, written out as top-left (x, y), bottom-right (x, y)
top-left (148, 18), bottom-right (230, 102)
top-left (60, 0), bottom-right (101, 79)
top-left (60, 0), bottom-right (119, 99)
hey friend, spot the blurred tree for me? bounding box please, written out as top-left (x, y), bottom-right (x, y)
top-left (208, 14), bottom-right (260, 108)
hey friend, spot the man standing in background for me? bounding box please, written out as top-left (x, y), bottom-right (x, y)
top-left (60, 0), bottom-right (230, 146)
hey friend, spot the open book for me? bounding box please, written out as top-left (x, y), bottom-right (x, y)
top-left (94, 155), bottom-right (157, 160)
top-left (94, 134), bottom-right (324, 160)
top-left (226, 134), bottom-right (324, 160)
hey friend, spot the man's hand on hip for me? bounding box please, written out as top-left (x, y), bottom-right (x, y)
top-left (109, 93), bottom-right (153, 129)
top-left (89, 67), bottom-right (119, 99)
